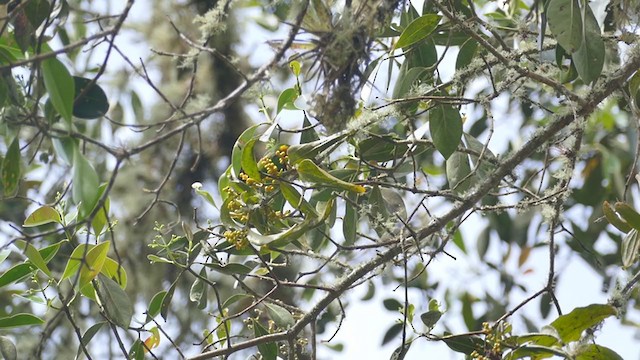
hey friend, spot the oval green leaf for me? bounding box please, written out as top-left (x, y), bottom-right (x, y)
top-left (72, 76), bottom-right (109, 119)
top-left (23, 206), bottom-right (62, 227)
top-left (42, 57), bottom-right (74, 125)
top-left (394, 14), bottom-right (442, 50)
top-left (0, 313), bottom-right (44, 328)
top-left (430, 105), bottom-right (462, 160)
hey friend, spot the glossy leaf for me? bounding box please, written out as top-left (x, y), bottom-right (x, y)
top-left (549, 304), bottom-right (616, 343)
top-left (78, 242), bottom-right (110, 288)
top-left (128, 340), bottom-right (144, 360)
top-left (100, 257), bottom-right (127, 289)
top-left (23, 243), bottom-right (52, 277)
top-left (72, 76), bottom-right (109, 119)
top-left (72, 148), bottom-right (101, 218)
top-left (296, 159), bottom-right (365, 194)
top-left (95, 273), bottom-right (133, 328)
top-left (23, 206), bottom-right (62, 227)
top-left (0, 313), bottom-right (44, 328)
top-left (231, 123), bottom-right (267, 177)
top-left (277, 87), bottom-right (298, 114)
top-left (42, 57), bottom-right (74, 125)
top-left (394, 14), bottom-right (442, 49)
top-left (147, 291), bottom-right (167, 321)
top-left (241, 138), bottom-right (261, 181)
top-left (0, 263), bottom-right (35, 288)
top-left (2, 137), bottom-right (20, 197)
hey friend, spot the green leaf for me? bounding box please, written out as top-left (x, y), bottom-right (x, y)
top-left (76, 322), bottom-right (105, 360)
top-left (575, 344), bottom-right (623, 360)
top-left (382, 323), bottom-right (403, 345)
top-left (23, 243), bottom-right (52, 277)
top-left (287, 132), bottom-right (348, 165)
top-left (23, 206), bottom-right (62, 227)
top-left (389, 342), bottom-right (411, 360)
top-left (430, 105), bottom-right (462, 160)
top-left (189, 268), bottom-right (208, 309)
top-left (279, 182), bottom-right (318, 217)
top-left (277, 88), bottom-right (298, 114)
top-left (383, 298), bottom-right (402, 311)
top-left (549, 304), bottom-right (616, 343)
top-left (78, 242), bottom-right (110, 288)
top-left (241, 138), bottom-right (261, 181)
top-left (254, 320), bottom-right (278, 360)
top-left (24, 0), bottom-right (50, 29)
top-left (128, 340), bottom-right (144, 360)
top-left (442, 334), bottom-right (484, 355)
top-left (0, 336), bottom-right (17, 360)
top-left (264, 303), bottom-right (294, 328)
top-left (446, 151), bottom-right (472, 193)
top-left (92, 184), bottom-right (110, 236)
top-left (358, 136), bottom-right (409, 162)
top-left (456, 39), bottom-right (478, 70)
top-left (95, 273), bottom-right (133, 328)
top-left (546, 0), bottom-right (583, 53)
top-left (621, 228), bottom-right (640, 268)
top-left (613, 202), bottom-right (640, 230)
top-left (222, 293), bottom-right (251, 309)
top-left (147, 291), bottom-right (167, 320)
top-left (2, 137), bottom-right (21, 197)
top-left (394, 14), bottom-right (442, 49)
top-left (42, 57), bottom-right (75, 125)
top-left (571, 5), bottom-right (604, 84)
top-left (61, 244), bottom-right (92, 282)
top-left (203, 262), bottom-right (253, 275)
top-left (343, 196), bottom-right (358, 245)
top-left (300, 114), bottom-right (320, 144)
top-left (420, 310), bottom-right (442, 328)
top-left (231, 124), bottom-right (267, 177)
top-left (392, 66), bottom-right (427, 99)
top-left (507, 344), bottom-right (568, 359)
top-left (52, 136), bottom-right (78, 166)
top-left (161, 281), bottom-right (177, 321)
top-left (296, 159), bottom-right (365, 194)
top-left (0, 313), bottom-right (44, 328)
top-left (72, 77), bottom-right (109, 119)
top-left (289, 60), bottom-right (301, 76)
top-left (72, 148), bottom-right (101, 218)
top-left (514, 333), bottom-right (560, 347)
top-left (100, 257), bottom-right (127, 289)
top-left (0, 263), bottom-right (35, 288)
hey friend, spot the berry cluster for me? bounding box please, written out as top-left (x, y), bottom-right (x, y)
top-left (470, 322), bottom-right (510, 360)
top-left (223, 228), bottom-right (248, 250)
top-left (221, 144), bottom-right (292, 250)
